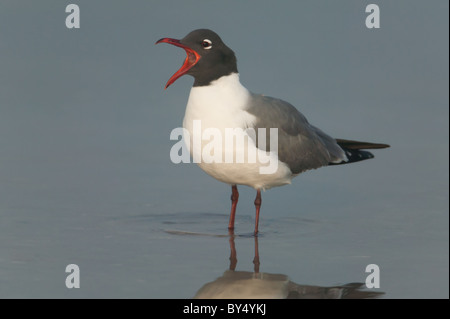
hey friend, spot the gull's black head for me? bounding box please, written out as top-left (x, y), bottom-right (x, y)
top-left (156, 29), bottom-right (238, 89)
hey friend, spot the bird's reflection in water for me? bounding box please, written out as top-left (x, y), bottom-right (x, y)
top-left (194, 233), bottom-right (384, 299)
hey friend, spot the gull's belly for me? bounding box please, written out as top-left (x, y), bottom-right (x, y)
top-left (198, 160), bottom-right (293, 190)
top-left (183, 122), bottom-right (292, 189)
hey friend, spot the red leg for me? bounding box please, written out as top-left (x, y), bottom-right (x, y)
top-left (228, 185), bottom-right (239, 230)
top-left (254, 189), bottom-right (262, 235)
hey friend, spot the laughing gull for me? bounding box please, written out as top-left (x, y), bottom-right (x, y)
top-left (156, 29), bottom-right (389, 235)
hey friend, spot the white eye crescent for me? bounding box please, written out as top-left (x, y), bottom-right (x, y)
top-left (202, 39), bottom-right (212, 49)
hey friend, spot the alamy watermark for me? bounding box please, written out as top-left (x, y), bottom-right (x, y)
top-left (65, 264), bottom-right (80, 289)
top-left (365, 264), bottom-right (380, 288)
top-left (169, 120), bottom-right (279, 175)
top-left (366, 4), bottom-right (380, 29)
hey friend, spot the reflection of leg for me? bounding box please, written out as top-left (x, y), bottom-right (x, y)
top-left (228, 185), bottom-right (239, 230)
top-left (228, 231), bottom-right (237, 271)
top-left (253, 235), bottom-right (260, 274)
top-left (254, 189), bottom-right (262, 235)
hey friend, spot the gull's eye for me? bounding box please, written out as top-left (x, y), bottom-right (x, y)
top-left (202, 39), bottom-right (212, 49)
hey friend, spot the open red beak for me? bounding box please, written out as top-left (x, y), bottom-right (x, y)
top-left (155, 38), bottom-right (201, 89)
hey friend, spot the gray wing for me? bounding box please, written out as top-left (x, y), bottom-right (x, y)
top-left (245, 93), bottom-right (346, 174)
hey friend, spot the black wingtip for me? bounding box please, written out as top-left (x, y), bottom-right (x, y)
top-left (335, 139), bottom-right (390, 150)
top-left (329, 149), bottom-right (376, 166)
top-left (328, 138), bottom-right (389, 165)
top-left (347, 149), bottom-right (375, 163)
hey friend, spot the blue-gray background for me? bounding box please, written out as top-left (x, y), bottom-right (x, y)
top-left (0, 1), bottom-right (448, 298)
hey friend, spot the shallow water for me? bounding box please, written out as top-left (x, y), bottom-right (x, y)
top-left (1, 191), bottom-right (447, 298)
top-left (0, 1), bottom-right (448, 299)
